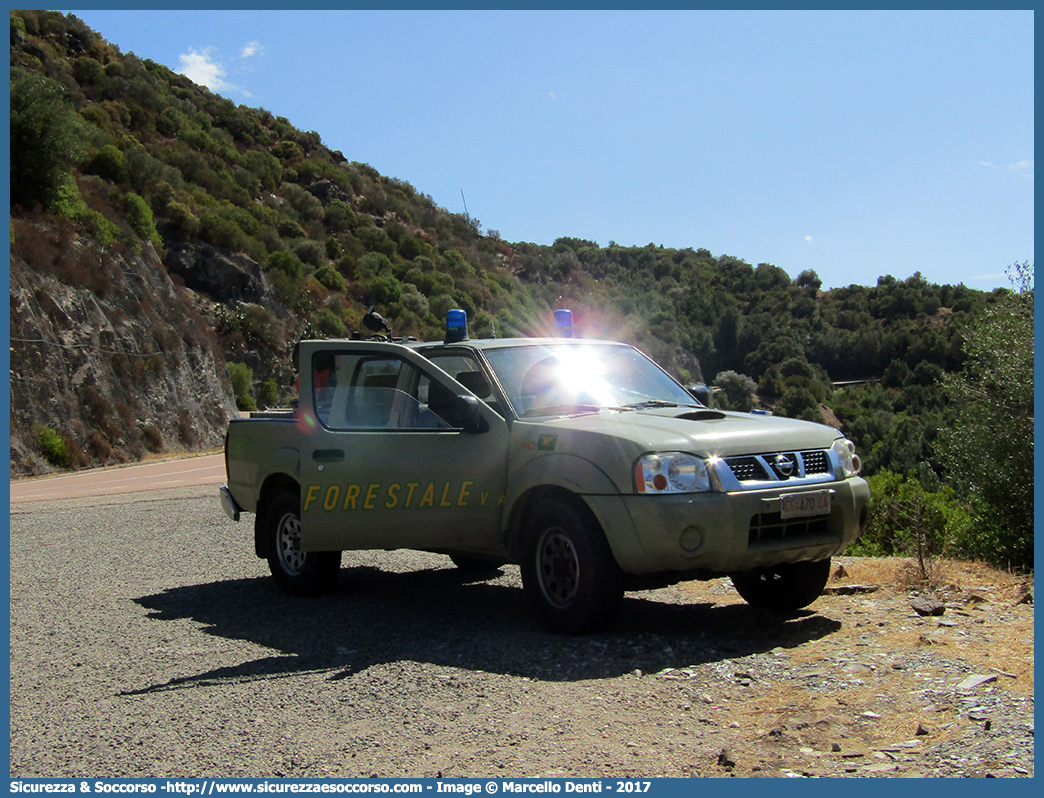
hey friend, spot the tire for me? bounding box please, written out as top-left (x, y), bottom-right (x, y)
top-left (519, 497), bottom-right (624, 634)
top-left (730, 558), bottom-right (831, 610)
top-left (263, 491), bottom-right (340, 596)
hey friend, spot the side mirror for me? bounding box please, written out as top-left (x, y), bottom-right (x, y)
top-left (459, 395), bottom-right (489, 434)
top-left (687, 384), bottom-right (711, 406)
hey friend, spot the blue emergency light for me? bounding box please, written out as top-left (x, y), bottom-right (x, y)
top-left (445, 308), bottom-right (469, 343)
top-left (554, 309), bottom-right (574, 338)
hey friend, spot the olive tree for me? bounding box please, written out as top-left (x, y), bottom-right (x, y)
top-left (713, 370), bottom-right (757, 412)
top-left (937, 262), bottom-right (1033, 569)
top-left (10, 69), bottom-right (85, 209)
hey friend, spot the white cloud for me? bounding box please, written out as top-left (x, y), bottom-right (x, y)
top-left (980, 159), bottom-right (1034, 179)
top-left (805, 235), bottom-right (814, 243)
top-left (1009, 159), bottom-right (1034, 178)
top-left (241, 41), bottom-right (263, 59)
top-left (178, 48), bottom-right (232, 92)
top-left (971, 272), bottom-right (1006, 283)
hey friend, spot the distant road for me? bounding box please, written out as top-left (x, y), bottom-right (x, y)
top-left (9, 453), bottom-right (226, 503)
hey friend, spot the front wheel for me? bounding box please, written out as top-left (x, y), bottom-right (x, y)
top-left (264, 491), bottom-right (340, 595)
top-left (519, 497), bottom-right (624, 634)
top-left (730, 558), bottom-right (831, 610)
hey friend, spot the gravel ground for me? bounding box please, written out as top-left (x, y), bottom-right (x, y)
top-left (9, 485), bottom-right (1034, 778)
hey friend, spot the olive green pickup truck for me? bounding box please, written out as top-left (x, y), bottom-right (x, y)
top-left (221, 311), bottom-right (870, 633)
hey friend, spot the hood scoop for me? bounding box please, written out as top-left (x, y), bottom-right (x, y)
top-left (676, 409), bottom-right (727, 422)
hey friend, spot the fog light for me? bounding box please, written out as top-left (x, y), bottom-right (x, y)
top-left (680, 526), bottom-right (703, 553)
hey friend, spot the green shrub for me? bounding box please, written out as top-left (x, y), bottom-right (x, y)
top-left (33, 424), bottom-right (72, 468)
top-left (713, 370), bottom-right (756, 411)
top-left (10, 69), bottom-right (85, 209)
top-left (226, 362), bottom-right (256, 411)
top-left (121, 192), bottom-right (163, 249)
top-left (164, 200), bottom-right (200, 237)
top-left (292, 239), bottom-right (325, 269)
top-left (314, 307), bottom-right (347, 338)
top-left (366, 274), bottom-right (402, 306)
top-left (53, 178), bottom-right (119, 246)
top-left (850, 470), bottom-right (973, 563)
top-left (314, 264), bottom-right (347, 293)
top-left (257, 378), bottom-right (281, 409)
top-left (88, 144), bottom-right (125, 183)
top-left (199, 210), bottom-right (246, 251)
top-left (778, 386), bottom-right (818, 419)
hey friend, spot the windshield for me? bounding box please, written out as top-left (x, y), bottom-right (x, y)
top-left (483, 343), bottom-right (699, 418)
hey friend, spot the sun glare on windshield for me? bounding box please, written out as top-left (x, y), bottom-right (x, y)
top-left (486, 343), bottom-right (695, 418)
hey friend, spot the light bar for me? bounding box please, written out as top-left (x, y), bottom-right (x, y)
top-left (445, 308), bottom-right (469, 343)
top-left (554, 309), bottom-right (574, 338)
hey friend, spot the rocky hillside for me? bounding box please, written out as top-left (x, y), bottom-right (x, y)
top-left (10, 220), bottom-right (240, 473)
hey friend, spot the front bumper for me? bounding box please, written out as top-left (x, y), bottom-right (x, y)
top-left (585, 477), bottom-right (870, 575)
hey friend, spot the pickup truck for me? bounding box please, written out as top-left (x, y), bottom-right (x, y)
top-left (221, 309), bottom-right (870, 633)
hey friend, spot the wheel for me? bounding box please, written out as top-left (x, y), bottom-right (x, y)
top-left (519, 497), bottom-right (624, 634)
top-left (730, 558), bottom-right (831, 610)
top-left (263, 491), bottom-right (340, 595)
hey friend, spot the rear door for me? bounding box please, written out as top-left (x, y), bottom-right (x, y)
top-left (297, 341), bottom-right (509, 555)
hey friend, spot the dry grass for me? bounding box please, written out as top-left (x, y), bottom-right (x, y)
top-left (679, 556), bottom-right (1034, 770)
top-left (682, 556), bottom-right (1034, 693)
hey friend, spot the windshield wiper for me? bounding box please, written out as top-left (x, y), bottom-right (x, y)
top-left (622, 400), bottom-right (678, 409)
top-left (522, 404), bottom-right (603, 418)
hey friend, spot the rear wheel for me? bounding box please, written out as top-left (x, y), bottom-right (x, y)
top-left (730, 559), bottom-right (831, 610)
top-left (520, 497), bottom-right (624, 634)
top-left (264, 491), bottom-right (340, 595)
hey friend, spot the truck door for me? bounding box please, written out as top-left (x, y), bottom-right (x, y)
top-left (297, 341), bottom-right (509, 555)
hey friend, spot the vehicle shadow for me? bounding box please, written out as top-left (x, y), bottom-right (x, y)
top-left (129, 562), bottom-right (840, 694)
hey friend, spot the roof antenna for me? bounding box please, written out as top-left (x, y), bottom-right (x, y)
top-left (460, 189), bottom-right (469, 217)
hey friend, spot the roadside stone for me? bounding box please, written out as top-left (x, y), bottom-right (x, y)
top-left (911, 596), bottom-right (946, 616)
top-left (717, 747), bottom-right (736, 769)
top-left (956, 674), bottom-right (998, 691)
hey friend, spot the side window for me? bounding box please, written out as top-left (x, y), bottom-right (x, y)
top-left (424, 352), bottom-right (503, 418)
top-left (313, 351), bottom-right (454, 431)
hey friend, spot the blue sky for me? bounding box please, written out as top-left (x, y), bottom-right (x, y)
top-left (63, 9), bottom-right (1033, 291)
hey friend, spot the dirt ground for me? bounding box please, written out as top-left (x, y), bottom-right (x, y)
top-left (9, 482), bottom-right (1035, 779)
top-left (667, 556), bottom-right (1034, 777)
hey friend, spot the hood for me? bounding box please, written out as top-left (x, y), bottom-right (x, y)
top-left (536, 406), bottom-right (842, 459)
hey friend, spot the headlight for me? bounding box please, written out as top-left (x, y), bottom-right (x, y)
top-left (832, 438), bottom-right (862, 477)
top-left (635, 453), bottom-right (712, 494)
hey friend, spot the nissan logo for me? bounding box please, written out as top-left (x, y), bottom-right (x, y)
top-left (773, 453), bottom-right (796, 478)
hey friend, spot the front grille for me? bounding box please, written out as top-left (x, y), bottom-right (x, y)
top-left (727, 456), bottom-right (768, 481)
top-left (749, 511), bottom-right (832, 547)
top-left (801, 450), bottom-right (829, 475)
top-left (723, 449), bottom-right (832, 484)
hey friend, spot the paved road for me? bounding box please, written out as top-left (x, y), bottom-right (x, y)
top-left (9, 452), bottom-right (226, 503)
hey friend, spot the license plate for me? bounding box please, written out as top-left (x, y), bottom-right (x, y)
top-left (780, 490), bottom-right (831, 519)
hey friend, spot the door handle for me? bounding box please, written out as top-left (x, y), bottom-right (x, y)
top-left (312, 449), bottom-right (345, 463)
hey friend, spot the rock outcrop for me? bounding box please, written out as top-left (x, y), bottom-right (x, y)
top-left (10, 220), bottom-right (239, 475)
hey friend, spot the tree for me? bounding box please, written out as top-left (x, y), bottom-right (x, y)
top-left (10, 69), bottom-right (85, 209)
top-left (795, 269), bottom-right (822, 291)
top-left (937, 262), bottom-right (1033, 569)
top-left (713, 370), bottom-right (756, 412)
